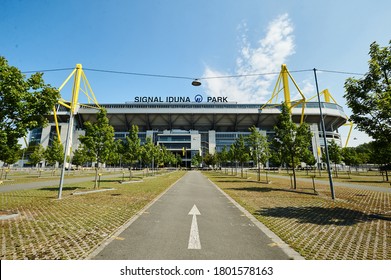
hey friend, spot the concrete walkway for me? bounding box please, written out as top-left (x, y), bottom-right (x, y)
top-left (90, 171), bottom-right (302, 260)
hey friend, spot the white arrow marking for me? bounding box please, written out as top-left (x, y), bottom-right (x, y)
top-left (188, 204), bottom-right (201, 250)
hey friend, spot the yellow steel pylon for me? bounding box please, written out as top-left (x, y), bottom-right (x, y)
top-left (261, 64), bottom-right (306, 123)
top-left (53, 64), bottom-right (100, 144)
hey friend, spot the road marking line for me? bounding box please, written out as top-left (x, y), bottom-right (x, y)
top-left (188, 204), bottom-right (201, 250)
top-left (114, 236), bottom-right (125, 241)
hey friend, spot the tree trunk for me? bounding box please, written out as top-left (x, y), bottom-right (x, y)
top-left (94, 167), bottom-right (99, 189)
top-left (292, 154), bottom-right (297, 189)
top-left (335, 163), bottom-right (338, 178)
top-left (257, 163), bottom-right (261, 182)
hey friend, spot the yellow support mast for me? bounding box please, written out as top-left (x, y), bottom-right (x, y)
top-left (261, 64), bottom-right (306, 123)
top-left (53, 64), bottom-right (100, 144)
top-left (281, 64), bottom-right (292, 112)
top-left (57, 64), bottom-right (100, 199)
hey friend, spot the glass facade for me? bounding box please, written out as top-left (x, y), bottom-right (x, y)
top-left (29, 128), bottom-right (42, 145)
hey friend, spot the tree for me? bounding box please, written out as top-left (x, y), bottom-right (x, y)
top-left (272, 103), bottom-right (312, 189)
top-left (122, 125), bottom-right (141, 179)
top-left (234, 135), bottom-right (250, 178)
top-left (344, 41), bottom-right (391, 176)
top-left (175, 154), bottom-right (182, 168)
top-left (228, 143), bottom-right (237, 175)
top-left (141, 136), bottom-right (157, 173)
top-left (371, 140), bottom-right (391, 181)
top-left (44, 137), bottom-right (64, 168)
top-left (1, 144), bottom-right (21, 166)
top-left (246, 126), bottom-right (270, 181)
top-left (354, 143), bottom-right (372, 164)
top-left (29, 144), bottom-right (45, 168)
top-left (327, 140), bottom-right (343, 178)
top-left (204, 153), bottom-right (217, 169)
top-left (191, 153), bottom-right (202, 168)
top-left (79, 108), bottom-right (115, 188)
top-left (218, 146), bottom-right (229, 169)
top-left (301, 149), bottom-right (316, 175)
top-left (106, 139), bottom-right (121, 167)
top-left (0, 57), bottom-right (59, 164)
top-left (0, 145), bottom-right (21, 179)
top-left (344, 41), bottom-right (391, 144)
top-left (72, 144), bottom-right (91, 168)
top-left (341, 147), bottom-right (360, 167)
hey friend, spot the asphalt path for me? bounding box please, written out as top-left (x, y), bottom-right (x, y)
top-left (91, 171), bottom-right (300, 260)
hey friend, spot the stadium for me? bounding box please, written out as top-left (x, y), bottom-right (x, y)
top-left (29, 64), bottom-right (349, 167)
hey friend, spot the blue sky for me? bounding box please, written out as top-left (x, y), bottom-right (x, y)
top-left (1, 0), bottom-right (391, 146)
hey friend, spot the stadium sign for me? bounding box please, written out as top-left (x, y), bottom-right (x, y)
top-left (134, 95), bottom-right (228, 103)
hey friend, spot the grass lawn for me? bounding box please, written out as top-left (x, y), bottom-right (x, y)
top-left (0, 170), bottom-right (185, 260)
top-left (204, 171), bottom-right (391, 260)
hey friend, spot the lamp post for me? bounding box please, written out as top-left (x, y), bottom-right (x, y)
top-left (313, 68), bottom-right (335, 200)
top-left (58, 111), bottom-right (74, 199)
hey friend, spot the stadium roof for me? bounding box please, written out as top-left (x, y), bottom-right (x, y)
top-left (50, 102), bottom-right (348, 133)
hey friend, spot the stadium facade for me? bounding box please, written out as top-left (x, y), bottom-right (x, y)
top-left (31, 94), bottom-right (348, 167)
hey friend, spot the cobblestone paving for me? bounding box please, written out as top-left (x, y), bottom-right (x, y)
top-left (0, 172), bottom-right (184, 260)
top-left (206, 172), bottom-right (391, 260)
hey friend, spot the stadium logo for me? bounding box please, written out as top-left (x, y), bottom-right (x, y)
top-left (194, 94), bottom-right (203, 103)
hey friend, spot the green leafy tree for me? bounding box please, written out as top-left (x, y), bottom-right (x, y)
top-left (344, 41), bottom-right (391, 144)
top-left (141, 137), bottom-right (156, 172)
top-left (29, 144), bottom-right (45, 168)
top-left (326, 140), bottom-right (342, 178)
top-left (175, 154), bottom-right (182, 168)
top-left (72, 144), bottom-right (91, 168)
top-left (204, 153), bottom-right (217, 169)
top-left (341, 147), bottom-right (360, 176)
top-left (301, 149), bottom-right (316, 175)
top-left (0, 57), bottom-right (59, 164)
top-left (1, 144), bottom-right (21, 166)
top-left (272, 103), bottom-right (312, 189)
top-left (218, 146), bottom-right (229, 169)
top-left (234, 135), bottom-right (250, 178)
top-left (228, 143), bottom-right (237, 175)
top-left (0, 145), bottom-right (21, 179)
top-left (246, 126), bottom-right (270, 181)
top-left (106, 139), bottom-right (122, 167)
top-left (123, 125), bottom-right (141, 179)
top-left (162, 149), bottom-right (176, 167)
top-left (354, 143), bottom-right (372, 164)
top-left (79, 108), bottom-right (115, 188)
top-left (344, 40), bottom-right (391, 177)
top-left (191, 153), bottom-right (202, 168)
top-left (370, 140), bottom-right (391, 181)
top-left (341, 147), bottom-right (360, 167)
top-left (44, 137), bottom-right (64, 168)
top-left (157, 145), bottom-right (171, 167)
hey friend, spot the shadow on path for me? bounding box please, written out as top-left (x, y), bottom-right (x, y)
top-left (255, 206), bottom-right (391, 226)
top-left (227, 186), bottom-right (318, 196)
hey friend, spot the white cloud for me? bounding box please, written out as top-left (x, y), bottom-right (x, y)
top-left (203, 13), bottom-right (295, 103)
